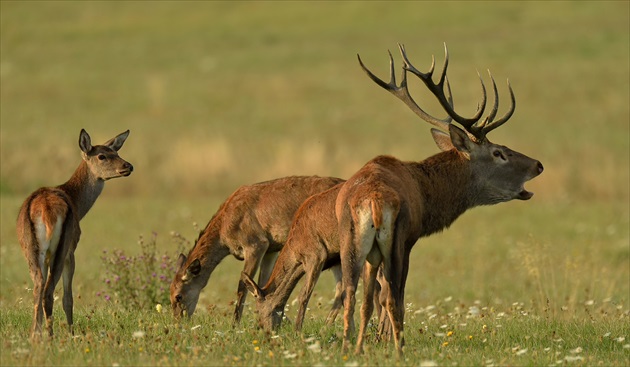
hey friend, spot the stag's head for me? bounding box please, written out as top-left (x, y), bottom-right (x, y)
top-left (170, 253), bottom-right (203, 318)
top-left (358, 44), bottom-right (543, 204)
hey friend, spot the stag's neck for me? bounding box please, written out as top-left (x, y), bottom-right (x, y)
top-left (57, 161), bottom-right (105, 220)
top-left (261, 254), bottom-right (305, 311)
top-left (409, 150), bottom-right (480, 236)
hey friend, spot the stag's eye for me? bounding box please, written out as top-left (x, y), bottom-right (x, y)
top-left (493, 150), bottom-right (506, 161)
top-left (97, 154), bottom-right (107, 161)
top-left (175, 294), bottom-right (183, 302)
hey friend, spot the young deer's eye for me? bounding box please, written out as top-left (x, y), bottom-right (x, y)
top-left (175, 294), bottom-right (183, 302)
top-left (97, 154), bottom-right (107, 161)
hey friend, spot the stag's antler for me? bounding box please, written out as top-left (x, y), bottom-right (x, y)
top-left (358, 43), bottom-right (515, 142)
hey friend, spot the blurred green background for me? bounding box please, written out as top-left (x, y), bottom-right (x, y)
top-left (1, 1), bottom-right (628, 314)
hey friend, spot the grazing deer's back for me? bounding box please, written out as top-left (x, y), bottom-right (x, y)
top-left (216, 176), bottom-right (344, 250)
top-left (283, 183), bottom-right (343, 258)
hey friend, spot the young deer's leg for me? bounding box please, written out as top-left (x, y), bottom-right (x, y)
top-left (62, 251), bottom-right (76, 335)
top-left (257, 251), bottom-right (278, 288)
top-left (234, 243), bottom-right (268, 324)
top-left (43, 253), bottom-right (66, 337)
top-left (29, 261), bottom-right (46, 339)
top-left (294, 253), bottom-right (326, 331)
top-left (325, 265), bottom-right (343, 325)
top-left (355, 251), bottom-right (381, 355)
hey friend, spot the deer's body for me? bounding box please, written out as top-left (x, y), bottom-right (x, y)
top-left (170, 175), bottom-right (344, 322)
top-left (242, 183), bottom-right (348, 332)
top-left (17, 130), bottom-right (133, 338)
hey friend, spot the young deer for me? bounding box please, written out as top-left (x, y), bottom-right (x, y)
top-left (241, 183), bottom-right (348, 333)
top-left (170, 176), bottom-right (344, 323)
top-left (17, 129), bottom-right (133, 339)
top-left (334, 44), bottom-right (543, 356)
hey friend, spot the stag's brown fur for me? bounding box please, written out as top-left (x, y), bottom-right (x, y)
top-left (170, 176), bottom-right (344, 322)
top-left (336, 125), bottom-right (542, 356)
top-left (17, 130), bottom-right (133, 339)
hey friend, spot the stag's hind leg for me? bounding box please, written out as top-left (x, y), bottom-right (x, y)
top-left (355, 251), bottom-right (382, 355)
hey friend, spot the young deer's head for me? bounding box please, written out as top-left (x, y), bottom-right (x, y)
top-left (79, 129), bottom-right (133, 180)
top-left (241, 272), bottom-right (285, 332)
top-left (358, 44), bottom-right (543, 204)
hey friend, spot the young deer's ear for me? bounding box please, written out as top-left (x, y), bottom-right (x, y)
top-left (188, 259), bottom-right (201, 276)
top-left (176, 254), bottom-right (187, 271)
top-left (79, 129), bottom-right (92, 154)
top-left (431, 128), bottom-right (454, 152)
top-left (448, 124), bottom-right (475, 154)
top-left (241, 272), bottom-right (264, 300)
top-left (103, 130), bottom-right (130, 151)
top-left (181, 258), bottom-right (201, 282)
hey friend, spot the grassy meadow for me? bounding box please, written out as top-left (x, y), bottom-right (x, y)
top-left (1, 1), bottom-right (628, 366)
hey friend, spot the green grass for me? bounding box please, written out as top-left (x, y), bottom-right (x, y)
top-left (1, 1), bottom-right (629, 366)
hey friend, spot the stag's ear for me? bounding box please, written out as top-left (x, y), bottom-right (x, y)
top-left (448, 125), bottom-right (475, 154)
top-left (431, 128), bottom-right (454, 152)
top-left (241, 272), bottom-right (264, 300)
top-left (79, 129), bottom-right (92, 154)
top-left (103, 130), bottom-right (130, 151)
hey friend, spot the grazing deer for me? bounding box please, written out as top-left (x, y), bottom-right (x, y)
top-left (334, 44), bottom-right (543, 356)
top-left (170, 176), bottom-right (344, 323)
top-left (241, 183), bottom-right (349, 333)
top-left (17, 129), bottom-right (133, 339)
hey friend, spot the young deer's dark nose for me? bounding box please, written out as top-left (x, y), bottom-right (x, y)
top-left (536, 161), bottom-right (544, 174)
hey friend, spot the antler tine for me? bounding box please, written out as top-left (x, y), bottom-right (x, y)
top-left (399, 43), bottom-right (487, 130)
top-left (357, 51), bottom-right (396, 91)
top-left (474, 71), bottom-right (516, 137)
top-left (357, 51), bottom-right (451, 131)
top-left (482, 79), bottom-right (515, 135)
top-left (473, 70), bottom-right (500, 135)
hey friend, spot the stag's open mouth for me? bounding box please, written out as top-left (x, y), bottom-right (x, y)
top-left (517, 189), bottom-right (534, 200)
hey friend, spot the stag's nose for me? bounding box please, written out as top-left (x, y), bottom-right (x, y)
top-left (125, 162), bottom-right (134, 172)
top-left (536, 161), bottom-right (544, 174)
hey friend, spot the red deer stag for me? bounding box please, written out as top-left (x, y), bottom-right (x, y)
top-left (335, 44), bottom-right (543, 356)
top-left (241, 183), bottom-right (349, 333)
top-left (170, 176), bottom-right (344, 323)
top-left (17, 129), bottom-right (133, 339)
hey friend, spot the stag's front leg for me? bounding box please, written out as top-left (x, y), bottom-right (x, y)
top-left (62, 252), bottom-right (76, 335)
top-left (378, 257), bottom-right (404, 357)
